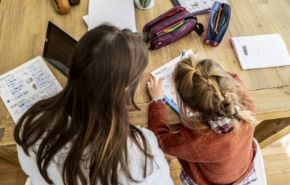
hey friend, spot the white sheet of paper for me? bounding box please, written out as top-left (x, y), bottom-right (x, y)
top-left (87, 0), bottom-right (137, 31)
top-left (0, 56), bottom-right (63, 123)
top-left (231, 34), bottom-right (290, 69)
top-left (151, 50), bottom-right (193, 107)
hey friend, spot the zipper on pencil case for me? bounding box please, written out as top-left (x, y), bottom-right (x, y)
top-left (145, 17), bottom-right (195, 48)
top-left (155, 19), bottom-right (185, 37)
top-left (146, 14), bottom-right (195, 40)
top-left (152, 17), bottom-right (196, 39)
top-left (149, 19), bottom-right (195, 48)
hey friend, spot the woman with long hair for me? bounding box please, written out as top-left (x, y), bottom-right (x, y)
top-left (15, 25), bottom-right (173, 185)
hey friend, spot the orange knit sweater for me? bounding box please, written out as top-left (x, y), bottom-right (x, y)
top-left (148, 74), bottom-right (256, 185)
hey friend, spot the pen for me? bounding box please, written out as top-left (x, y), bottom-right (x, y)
top-left (217, 10), bottom-right (225, 32)
top-left (214, 5), bottom-right (222, 34)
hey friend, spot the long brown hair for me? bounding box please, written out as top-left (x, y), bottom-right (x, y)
top-left (174, 56), bottom-right (257, 129)
top-left (14, 25), bottom-right (151, 185)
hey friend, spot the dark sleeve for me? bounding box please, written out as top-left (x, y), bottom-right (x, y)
top-left (148, 102), bottom-right (199, 162)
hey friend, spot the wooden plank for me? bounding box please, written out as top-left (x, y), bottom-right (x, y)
top-left (255, 118), bottom-right (290, 143)
top-left (0, 159), bottom-right (27, 185)
top-left (0, 119), bottom-right (16, 146)
top-left (0, 145), bottom-right (18, 164)
top-left (250, 86), bottom-right (290, 121)
top-left (259, 125), bottom-right (290, 148)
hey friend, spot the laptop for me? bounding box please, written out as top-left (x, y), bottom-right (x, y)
top-left (43, 21), bottom-right (78, 76)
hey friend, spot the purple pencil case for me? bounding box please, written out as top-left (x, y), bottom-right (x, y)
top-left (143, 6), bottom-right (204, 50)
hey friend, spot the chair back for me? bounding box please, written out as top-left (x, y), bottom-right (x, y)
top-left (252, 138), bottom-right (268, 185)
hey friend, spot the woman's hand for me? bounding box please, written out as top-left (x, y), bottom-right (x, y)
top-left (147, 75), bottom-right (164, 100)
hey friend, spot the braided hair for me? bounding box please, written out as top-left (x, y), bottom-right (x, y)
top-left (174, 56), bottom-right (257, 130)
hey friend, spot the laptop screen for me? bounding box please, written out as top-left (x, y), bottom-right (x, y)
top-left (43, 21), bottom-right (77, 76)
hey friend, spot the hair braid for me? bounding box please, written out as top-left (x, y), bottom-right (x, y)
top-left (174, 57), bottom-right (257, 129)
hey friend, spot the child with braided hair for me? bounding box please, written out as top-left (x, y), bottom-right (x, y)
top-left (147, 56), bottom-right (258, 185)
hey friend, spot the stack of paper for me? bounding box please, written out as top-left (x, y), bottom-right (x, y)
top-left (83, 0), bottom-right (137, 32)
top-left (231, 34), bottom-right (290, 70)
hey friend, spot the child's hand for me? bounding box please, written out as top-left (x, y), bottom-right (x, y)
top-left (147, 75), bottom-right (164, 100)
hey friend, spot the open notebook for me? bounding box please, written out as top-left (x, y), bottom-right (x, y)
top-left (0, 57), bottom-right (63, 123)
top-left (231, 34), bottom-right (290, 70)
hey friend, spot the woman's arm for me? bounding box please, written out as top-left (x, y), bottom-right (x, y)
top-left (16, 145), bottom-right (49, 185)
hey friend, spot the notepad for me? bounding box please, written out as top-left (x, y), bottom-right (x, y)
top-left (151, 49), bottom-right (193, 113)
top-left (84, 0), bottom-right (137, 31)
top-left (231, 34), bottom-right (290, 70)
top-left (0, 57), bottom-right (63, 123)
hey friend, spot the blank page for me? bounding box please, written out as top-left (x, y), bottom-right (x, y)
top-left (88, 0), bottom-right (137, 31)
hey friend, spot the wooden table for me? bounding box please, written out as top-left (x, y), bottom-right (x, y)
top-left (0, 0), bottom-right (290, 163)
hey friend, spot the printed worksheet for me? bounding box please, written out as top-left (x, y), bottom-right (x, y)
top-left (0, 56), bottom-right (63, 123)
top-left (151, 50), bottom-right (193, 113)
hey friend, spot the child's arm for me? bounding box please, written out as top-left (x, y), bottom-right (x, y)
top-left (147, 75), bottom-right (199, 161)
top-left (148, 102), bottom-right (170, 136)
top-left (148, 101), bottom-right (199, 162)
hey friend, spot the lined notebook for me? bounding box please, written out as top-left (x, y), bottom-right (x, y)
top-left (231, 34), bottom-right (290, 70)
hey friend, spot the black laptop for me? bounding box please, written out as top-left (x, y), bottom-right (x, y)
top-left (43, 21), bottom-right (78, 76)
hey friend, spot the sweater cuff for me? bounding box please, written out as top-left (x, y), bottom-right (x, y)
top-left (149, 100), bottom-right (166, 111)
top-left (148, 100), bottom-right (168, 130)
